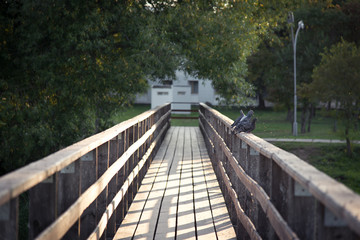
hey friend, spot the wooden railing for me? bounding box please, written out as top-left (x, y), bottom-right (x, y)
top-left (0, 103), bottom-right (171, 240)
top-left (199, 103), bottom-right (360, 240)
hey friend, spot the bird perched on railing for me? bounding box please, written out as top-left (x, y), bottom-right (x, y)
top-left (232, 110), bottom-right (257, 133)
top-left (231, 110), bottom-right (245, 128)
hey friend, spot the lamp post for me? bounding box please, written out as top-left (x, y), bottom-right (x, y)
top-left (288, 12), bottom-right (304, 136)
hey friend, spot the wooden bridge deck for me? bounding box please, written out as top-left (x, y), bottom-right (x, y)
top-left (114, 126), bottom-right (236, 240)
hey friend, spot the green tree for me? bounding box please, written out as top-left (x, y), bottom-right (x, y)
top-left (0, 1), bottom-right (178, 174)
top-left (0, 0), bottom-right (301, 174)
top-left (310, 40), bottom-right (360, 155)
top-left (247, 2), bottom-right (348, 132)
top-left (159, 1), bottom-right (299, 105)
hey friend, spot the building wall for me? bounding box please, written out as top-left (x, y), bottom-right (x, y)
top-left (135, 70), bottom-right (220, 107)
top-left (151, 86), bottom-right (172, 109)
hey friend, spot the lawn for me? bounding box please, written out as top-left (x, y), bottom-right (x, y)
top-left (112, 104), bottom-right (152, 123)
top-left (274, 142), bottom-right (360, 194)
top-left (217, 107), bottom-right (343, 139)
top-left (113, 104), bottom-right (347, 141)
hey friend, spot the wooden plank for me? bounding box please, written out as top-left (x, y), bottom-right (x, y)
top-left (190, 128), bottom-right (217, 240)
top-left (153, 127), bottom-right (184, 239)
top-left (115, 127), bottom-right (179, 240)
top-left (176, 127), bottom-right (197, 240)
top-left (195, 128), bottom-right (237, 240)
top-left (89, 123), bottom-right (171, 240)
top-left (133, 127), bottom-right (180, 239)
top-left (0, 104), bottom-right (170, 207)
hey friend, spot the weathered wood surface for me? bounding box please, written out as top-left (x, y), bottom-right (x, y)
top-left (36, 112), bottom-right (170, 240)
top-left (0, 104), bottom-right (169, 207)
top-left (199, 111), bottom-right (298, 240)
top-left (199, 102), bottom-right (360, 238)
top-left (114, 127), bottom-right (236, 240)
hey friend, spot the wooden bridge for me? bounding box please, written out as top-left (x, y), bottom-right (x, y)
top-left (0, 103), bottom-right (359, 240)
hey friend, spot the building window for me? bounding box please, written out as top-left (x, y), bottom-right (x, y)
top-left (189, 81), bottom-right (199, 94)
top-left (157, 91), bottom-right (169, 95)
top-left (162, 80), bottom-right (173, 85)
top-left (177, 91), bottom-right (186, 95)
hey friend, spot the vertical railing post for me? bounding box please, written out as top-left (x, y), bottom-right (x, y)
top-left (284, 178), bottom-right (316, 239)
top-left (127, 126), bottom-right (134, 209)
top-left (257, 155), bottom-right (275, 239)
top-left (116, 132), bottom-right (125, 227)
top-left (58, 160), bottom-right (81, 239)
top-left (0, 198), bottom-right (19, 240)
top-left (29, 174), bottom-right (56, 239)
top-left (79, 150), bottom-right (97, 239)
top-left (237, 140), bottom-right (247, 209)
top-left (97, 142), bottom-right (109, 240)
top-left (133, 123), bottom-right (139, 197)
top-left (124, 129), bottom-right (130, 214)
top-left (106, 136), bottom-right (119, 238)
top-left (271, 161), bottom-right (291, 227)
top-left (228, 132), bottom-right (247, 238)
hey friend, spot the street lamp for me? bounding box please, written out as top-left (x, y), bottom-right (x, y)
top-left (288, 12), bottom-right (304, 136)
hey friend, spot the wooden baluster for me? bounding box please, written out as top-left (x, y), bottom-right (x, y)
top-left (79, 150), bottom-right (97, 240)
top-left (58, 160), bottom-right (80, 239)
top-left (257, 155), bottom-right (275, 239)
top-left (106, 136), bottom-right (119, 238)
top-left (271, 161), bottom-right (291, 230)
top-left (238, 140), bottom-right (247, 210)
top-left (97, 142), bottom-right (109, 240)
top-left (116, 132), bottom-right (125, 227)
top-left (29, 174), bottom-right (57, 239)
top-left (127, 127), bottom-right (134, 209)
top-left (315, 200), bottom-right (358, 239)
top-left (229, 135), bottom-right (247, 238)
top-left (124, 129), bottom-right (130, 215)
top-left (133, 123), bottom-right (139, 197)
top-left (0, 198), bottom-right (19, 240)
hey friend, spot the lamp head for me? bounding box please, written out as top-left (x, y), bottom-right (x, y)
top-left (287, 12), bottom-right (294, 24)
top-left (298, 20), bottom-right (304, 29)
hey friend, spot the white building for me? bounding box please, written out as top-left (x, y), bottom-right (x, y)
top-left (135, 70), bottom-right (220, 110)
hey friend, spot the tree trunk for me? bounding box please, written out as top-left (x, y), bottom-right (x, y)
top-left (301, 103), bottom-right (310, 133)
top-left (258, 93), bottom-right (266, 109)
top-left (327, 101), bottom-right (332, 110)
top-left (301, 105), bottom-right (307, 134)
top-left (333, 119), bottom-right (337, 132)
top-left (333, 103), bottom-right (339, 132)
top-left (307, 104), bottom-right (313, 132)
top-left (287, 107), bottom-right (292, 122)
top-left (345, 128), bottom-right (352, 156)
top-left (287, 107), bottom-right (293, 134)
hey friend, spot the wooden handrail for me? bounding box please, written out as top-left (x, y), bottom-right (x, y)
top-left (36, 112), bottom-right (170, 240)
top-left (0, 103), bottom-right (171, 240)
top-left (199, 102), bottom-right (360, 239)
top-left (199, 110), bottom-right (298, 240)
top-left (0, 104), bottom-right (169, 206)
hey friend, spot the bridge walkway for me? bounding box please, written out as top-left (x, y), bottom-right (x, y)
top-left (114, 126), bottom-right (236, 240)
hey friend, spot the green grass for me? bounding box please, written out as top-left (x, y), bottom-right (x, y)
top-left (113, 104), bottom-right (358, 140)
top-left (274, 142), bottom-right (360, 194)
top-left (216, 107), bottom-right (343, 139)
top-left (111, 104), bottom-right (152, 123)
top-left (111, 104), bottom-right (199, 126)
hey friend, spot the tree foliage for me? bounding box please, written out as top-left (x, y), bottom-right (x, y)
top-left (0, 1), bottom-right (179, 173)
top-left (246, 1), bottom-right (349, 130)
top-left (310, 40), bottom-right (360, 155)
